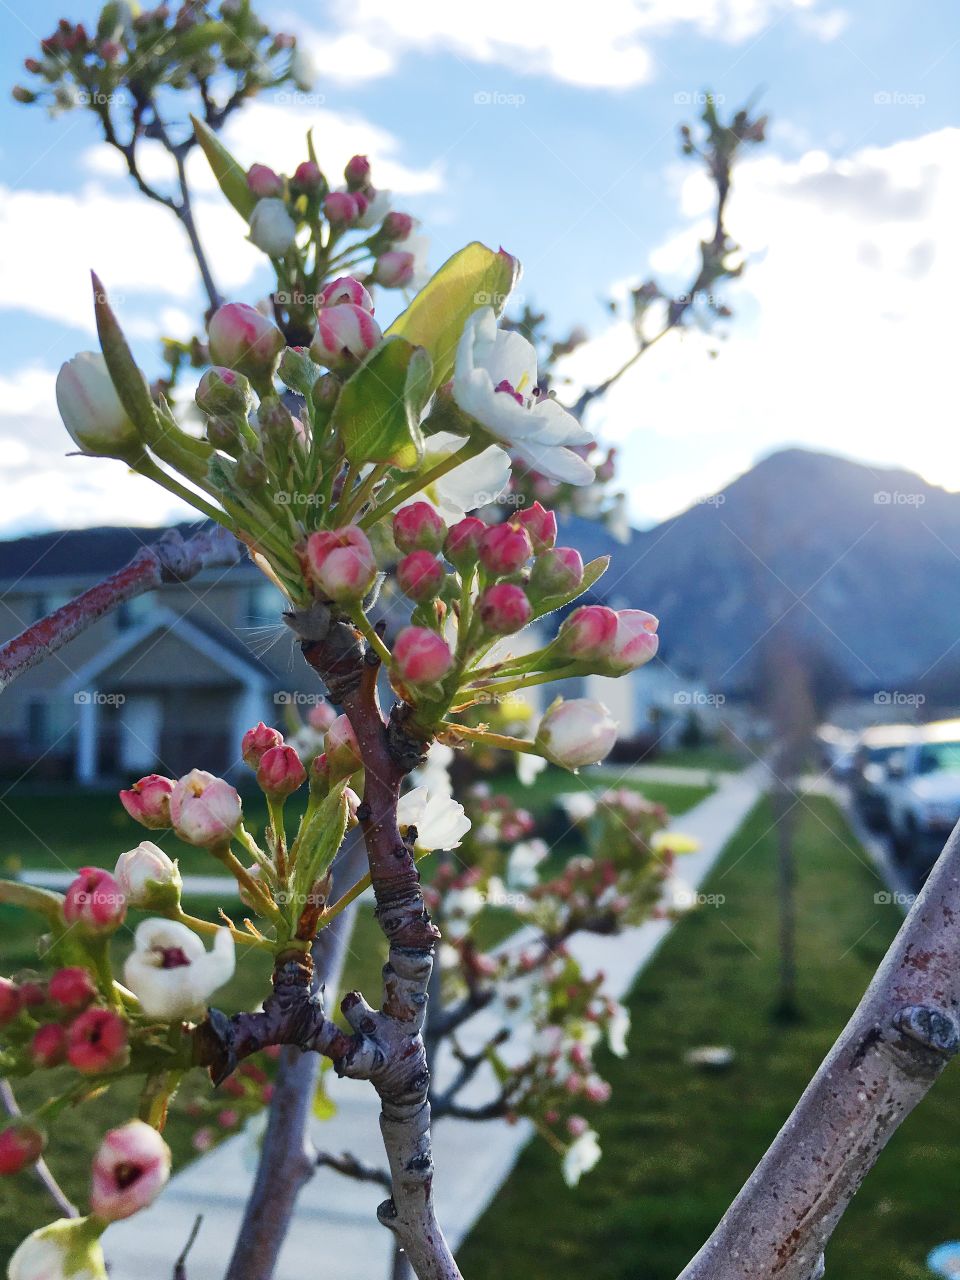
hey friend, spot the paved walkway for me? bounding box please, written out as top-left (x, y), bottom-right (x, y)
top-left (19, 869), bottom-right (242, 896)
top-left (102, 766), bottom-right (764, 1280)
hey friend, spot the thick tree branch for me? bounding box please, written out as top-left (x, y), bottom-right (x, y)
top-left (197, 603), bottom-right (461, 1280)
top-left (0, 525), bottom-right (241, 692)
top-left (679, 819), bottom-right (960, 1280)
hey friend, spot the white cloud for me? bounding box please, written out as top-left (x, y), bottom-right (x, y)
top-left (300, 0), bottom-right (847, 90)
top-left (558, 127), bottom-right (960, 522)
top-left (0, 368), bottom-right (192, 535)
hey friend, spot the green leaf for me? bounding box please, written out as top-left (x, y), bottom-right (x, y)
top-left (386, 242), bottom-right (520, 396)
top-left (292, 783), bottom-right (350, 905)
top-left (191, 115), bottom-right (255, 221)
top-left (530, 556), bottom-right (610, 623)
top-left (91, 273), bottom-right (160, 437)
top-left (333, 337), bottom-right (432, 471)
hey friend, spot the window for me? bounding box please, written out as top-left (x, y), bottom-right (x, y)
top-left (116, 593), bottom-right (155, 632)
top-left (245, 584), bottom-right (285, 627)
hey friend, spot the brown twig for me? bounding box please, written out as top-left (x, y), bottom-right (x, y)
top-left (0, 525), bottom-right (241, 691)
top-left (0, 1079), bottom-right (78, 1219)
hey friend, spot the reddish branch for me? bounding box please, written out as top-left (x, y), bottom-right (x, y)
top-left (196, 603), bottom-right (461, 1280)
top-left (0, 525), bottom-right (241, 691)
top-left (680, 820), bottom-right (960, 1280)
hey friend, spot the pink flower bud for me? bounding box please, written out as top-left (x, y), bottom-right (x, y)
top-left (318, 276), bottom-right (374, 313)
top-left (0, 978), bottom-right (21, 1025)
top-left (208, 303), bottom-right (285, 379)
top-left (292, 160), bottom-right (324, 193)
top-left (584, 1075), bottom-right (612, 1103)
top-left (30, 1023), bottom-right (67, 1068)
top-left (246, 163), bottom-right (283, 198)
top-left (169, 770), bottom-right (242, 848)
top-left (536, 698), bottom-right (618, 770)
top-left (195, 365), bottom-right (252, 417)
top-left (63, 868), bottom-right (126, 935)
top-left (119, 774), bottom-right (175, 830)
top-left (373, 251), bottom-right (415, 287)
top-left (257, 744), bottom-right (307, 799)
top-left (344, 153), bottom-right (371, 188)
top-left (323, 191), bottom-right (361, 224)
top-left (67, 1008), bottom-right (128, 1074)
top-left (478, 583), bottom-right (532, 635)
top-left (570, 1043), bottom-right (590, 1070)
top-left (516, 501), bottom-right (557, 552)
top-left (392, 627), bottom-right (453, 687)
top-left (308, 701), bottom-right (337, 732)
top-left (0, 1124), bottom-right (45, 1175)
top-left (91, 1120), bottom-right (171, 1221)
top-left (397, 551), bottom-right (444, 601)
top-left (393, 502), bottom-right (446, 553)
top-left (382, 211), bottom-right (414, 241)
top-left (608, 609), bottom-right (659, 672)
top-left (48, 967), bottom-right (96, 1011)
top-left (479, 523), bottom-right (532, 577)
top-left (303, 525), bottom-right (378, 602)
top-left (529, 546), bottom-right (583, 598)
top-left (324, 715), bottom-right (362, 781)
top-left (309, 303), bottom-right (382, 371)
top-left (444, 517), bottom-right (487, 570)
top-left (558, 605), bottom-right (619, 661)
top-left (241, 722), bottom-right (284, 769)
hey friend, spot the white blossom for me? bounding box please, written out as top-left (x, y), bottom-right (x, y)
top-left (397, 786), bottom-right (470, 852)
top-left (124, 920), bottom-right (235, 1020)
top-left (562, 1128), bottom-right (602, 1187)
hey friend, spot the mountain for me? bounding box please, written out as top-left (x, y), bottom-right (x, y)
top-left (562, 448), bottom-right (960, 693)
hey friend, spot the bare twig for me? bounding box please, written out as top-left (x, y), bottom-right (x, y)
top-left (315, 1149), bottom-right (392, 1190)
top-left (173, 1215), bottom-right (203, 1280)
top-left (0, 525), bottom-right (241, 691)
top-left (679, 819), bottom-right (960, 1280)
top-left (0, 1079), bottom-right (78, 1219)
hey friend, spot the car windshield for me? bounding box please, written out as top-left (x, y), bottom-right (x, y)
top-left (916, 742), bottom-right (960, 774)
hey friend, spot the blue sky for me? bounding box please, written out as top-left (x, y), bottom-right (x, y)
top-left (0, 0), bottom-right (958, 535)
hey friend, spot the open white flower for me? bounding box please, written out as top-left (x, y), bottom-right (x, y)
top-left (124, 920), bottom-right (235, 1020)
top-left (409, 741), bottom-right (456, 799)
top-left (562, 1128), bottom-right (602, 1187)
top-left (356, 187), bottom-right (392, 228)
top-left (557, 791), bottom-right (598, 823)
top-left (397, 786), bottom-right (471, 852)
top-left (415, 430), bottom-right (511, 520)
top-left (454, 308), bottom-right (595, 485)
top-left (607, 1002), bottom-right (631, 1058)
top-left (516, 751), bottom-right (548, 787)
top-left (507, 838), bottom-right (549, 889)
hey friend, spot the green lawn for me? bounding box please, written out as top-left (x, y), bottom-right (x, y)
top-left (460, 797), bottom-right (960, 1280)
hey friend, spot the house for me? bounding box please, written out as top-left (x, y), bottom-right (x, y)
top-left (0, 521), bottom-right (703, 786)
top-left (0, 524), bottom-right (310, 784)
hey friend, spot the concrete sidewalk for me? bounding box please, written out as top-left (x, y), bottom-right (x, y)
top-left (103, 766), bottom-right (764, 1279)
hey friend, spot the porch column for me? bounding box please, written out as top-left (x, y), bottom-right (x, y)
top-left (76, 692), bottom-right (100, 784)
top-left (229, 683), bottom-right (268, 776)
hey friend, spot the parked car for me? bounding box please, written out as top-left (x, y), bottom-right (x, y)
top-left (851, 724), bottom-right (920, 830)
top-left (884, 719), bottom-right (960, 871)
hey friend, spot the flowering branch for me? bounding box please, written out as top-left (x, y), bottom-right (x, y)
top-left (0, 525), bottom-right (241, 692)
top-left (680, 820), bottom-right (960, 1280)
